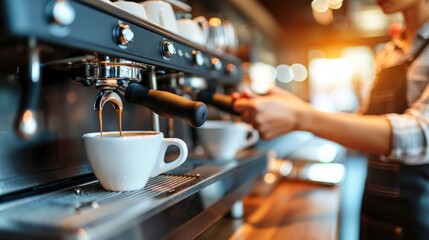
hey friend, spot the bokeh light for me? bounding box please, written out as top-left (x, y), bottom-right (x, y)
top-left (291, 63), bottom-right (308, 82)
top-left (249, 62), bottom-right (276, 94)
top-left (275, 64), bottom-right (294, 83)
top-left (311, 0), bottom-right (330, 13)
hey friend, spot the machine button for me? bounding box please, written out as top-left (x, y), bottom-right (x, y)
top-left (161, 41), bottom-right (176, 58)
top-left (226, 63), bottom-right (237, 75)
top-left (192, 50), bottom-right (204, 66)
top-left (49, 0), bottom-right (76, 26)
top-left (211, 58), bottom-right (222, 71)
top-left (115, 23), bottom-right (134, 45)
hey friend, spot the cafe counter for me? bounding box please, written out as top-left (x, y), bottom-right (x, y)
top-left (198, 153), bottom-right (367, 240)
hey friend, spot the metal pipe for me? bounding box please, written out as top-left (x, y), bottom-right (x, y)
top-left (15, 38), bottom-right (41, 138)
top-left (148, 67), bottom-right (160, 131)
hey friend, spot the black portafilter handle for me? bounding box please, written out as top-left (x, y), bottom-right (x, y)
top-left (125, 83), bottom-right (208, 127)
top-left (197, 89), bottom-right (240, 115)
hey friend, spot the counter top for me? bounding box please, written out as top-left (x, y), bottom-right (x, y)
top-left (199, 179), bottom-right (340, 240)
top-left (198, 153), bottom-right (367, 240)
top-left (235, 180), bottom-right (339, 239)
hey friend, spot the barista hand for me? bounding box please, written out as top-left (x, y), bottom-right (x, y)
top-left (233, 86), bottom-right (314, 140)
top-left (233, 86), bottom-right (392, 155)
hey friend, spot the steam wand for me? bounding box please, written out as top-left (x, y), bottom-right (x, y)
top-left (15, 38), bottom-right (41, 139)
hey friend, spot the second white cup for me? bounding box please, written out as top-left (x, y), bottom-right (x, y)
top-left (196, 121), bottom-right (259, 160)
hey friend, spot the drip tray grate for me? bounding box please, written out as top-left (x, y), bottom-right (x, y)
top-left (0, 174), bottom-right (199, 231)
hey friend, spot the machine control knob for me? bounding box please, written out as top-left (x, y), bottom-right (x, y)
top-left (161, 41), bottom-right (176, 58)
top-left (211, 58), bottom-right (222, 71)
top-left (192, 50), bottom-right (204, 66)
top-left (115, 23), bottom-right (134, 45)
top-left (226, 63), bottom-right (237, 75)
top-left (49, 0), bottom-right (76, 26)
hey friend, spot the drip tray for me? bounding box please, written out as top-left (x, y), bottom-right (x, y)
top-left (0, 151), bottom-right (267, 240)
top-left (1, 175), bottom-right (198, 229)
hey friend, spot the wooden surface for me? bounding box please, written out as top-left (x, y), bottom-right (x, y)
top-left (198, 179), bottom-right (340, 240)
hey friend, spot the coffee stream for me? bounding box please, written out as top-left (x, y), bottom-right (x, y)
top-left (97, 108), bottom-right (123, 137)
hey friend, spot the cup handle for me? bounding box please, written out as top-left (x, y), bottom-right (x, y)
top-left (242, 128), bottom-right (259, 149)
top-left (151, 138), bottom-right (188, 177)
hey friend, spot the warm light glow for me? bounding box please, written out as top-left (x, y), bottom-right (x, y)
top-left (209, 17), bottom-right (222, 27)
top-left (309, 58), bottom-right (353, 87)
top-left (67, 91), bottom-right (77, 104)
top-left (327, 0), bottom-right (342, 4)
top-left (309, 57), bottom-right (355, 111)
top-left (211, 58), bottom-right (220, 65)
top-left (312, 8), bottom-right (333, 25)
top-left (275, 64), bottom-right (294, 83)
top-left (23, 109), bottom-right (34, 122)
top-left (291, 63), bottom-right (308, 82)
top-left (352, 8), bottom-right (389, 31)
top-left (264, 172), bottom-right (277, 184)
top-left (249, 62), bottom-right (276, 94)
top-left (22, 110), bottom-right (37, 134)
top-left (308, 47), bottom-right (375, 113)
top-left (329, 1), bottom-right (342, 10)
top-left (311, 0), bottom-right (330, 13)
top-left (311, 0), bottom-right (343, 25)
top-left (341, 46), bottom-right (375, 101)
top-left (305, 163), bottom-right (345, 184)
top-left (308, 49), bottom-right (326, 59)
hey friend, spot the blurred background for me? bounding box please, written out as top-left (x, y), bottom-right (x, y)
top-left (177, 1), bottom-right (401, 239)
top-left (185, 0), bottom-right (400, 113)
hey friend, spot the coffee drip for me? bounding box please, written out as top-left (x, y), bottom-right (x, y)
top-left (93, 90), bottom-right (124, 137)
top-left (96, 108), bottom-right (123, 137)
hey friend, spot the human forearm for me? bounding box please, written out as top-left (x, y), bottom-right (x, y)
top-left (300, 109), bottom-right (392, 156)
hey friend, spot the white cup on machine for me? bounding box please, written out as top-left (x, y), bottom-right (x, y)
top-left (177, 16), bottom-right (209, 45)
top-left (196, 120), bottom-right (259, 160)
top-left (83, 131), bottom-right (188, 191)
top-left (140, 0), bottom-right (178, 33)
top-left (113, 1), bottom-right (148, 20)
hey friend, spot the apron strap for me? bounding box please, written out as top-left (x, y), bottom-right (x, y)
top-left (408, 37), bottom-right (429, 64)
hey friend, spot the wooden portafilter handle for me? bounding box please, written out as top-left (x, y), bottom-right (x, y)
top-left (125, 83), bottom-right (208, 127)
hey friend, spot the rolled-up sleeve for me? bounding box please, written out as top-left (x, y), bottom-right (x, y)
top-left (385, 103), bottom-right (429, 164)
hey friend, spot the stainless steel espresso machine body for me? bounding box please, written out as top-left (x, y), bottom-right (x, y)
top-left (0, 0), bottom-right (267, 239)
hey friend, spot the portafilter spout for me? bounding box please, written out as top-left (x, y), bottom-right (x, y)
top-left (94, 90), bottom-right (123, 112)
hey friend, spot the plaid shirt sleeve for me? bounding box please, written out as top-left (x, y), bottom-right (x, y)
top-left (385, 105), bottom-right (429, 164)
top-left (384, 32), bottom-right (429, 164)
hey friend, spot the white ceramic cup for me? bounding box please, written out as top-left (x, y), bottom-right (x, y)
top-left (140, 0), bottom-right (178, 33)
top-left (177, 16), bottom-right (209, 45)
top-left (83, 131), bottom-right (188, 191)
top-left (114, 1), bottom-right (148, 20)
top-left (196, 121), bottom-right (259, 160)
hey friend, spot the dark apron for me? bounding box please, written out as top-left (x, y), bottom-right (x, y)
top-left (361, 40), bottom-right (429, 240)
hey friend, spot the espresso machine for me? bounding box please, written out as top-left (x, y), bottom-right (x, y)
top-left (0, 0), bottom-right (267, 239)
